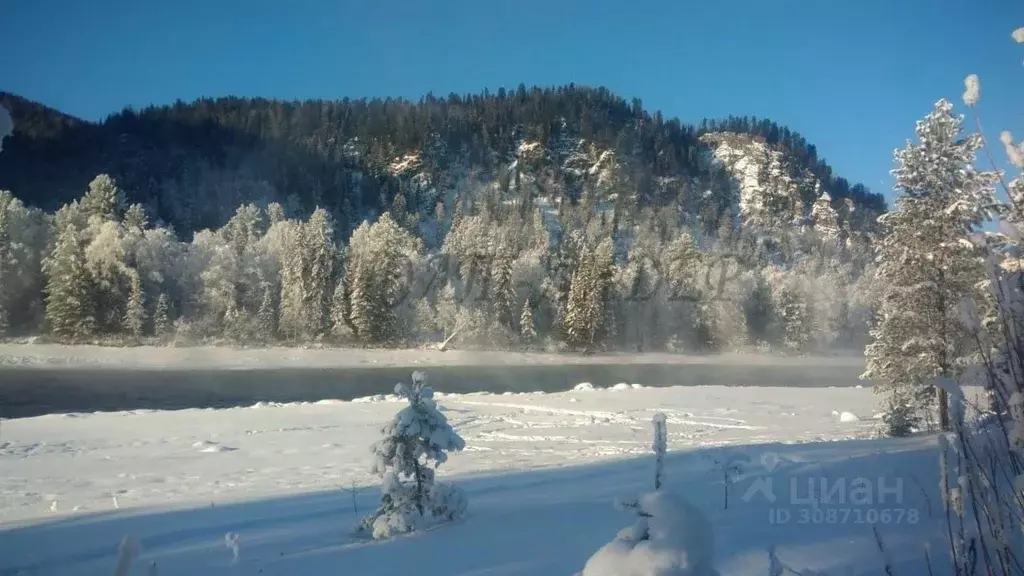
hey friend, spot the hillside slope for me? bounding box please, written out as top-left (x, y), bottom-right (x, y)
top-left (0, 85), bottom-right (884, 240)
top-left (0, 85), bottom-right (884, 354)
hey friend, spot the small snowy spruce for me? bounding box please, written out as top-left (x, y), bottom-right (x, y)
top-left (360, 370), bottom-right (467, 539)
top-left (582, 414), bottom-right (719, 576)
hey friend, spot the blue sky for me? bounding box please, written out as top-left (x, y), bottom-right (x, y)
top-left (1, 0), bottom-right (1022, 202)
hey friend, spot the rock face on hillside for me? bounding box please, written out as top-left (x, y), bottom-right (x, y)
top-left (0, 86), bottom-right (883, 241)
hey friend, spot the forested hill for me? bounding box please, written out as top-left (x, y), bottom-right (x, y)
top-left (0, 84), bottom-right (886, 354)
top-left (0, 85), bottom-right (884, 239)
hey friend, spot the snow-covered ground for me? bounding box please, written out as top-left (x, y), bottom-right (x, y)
top-left (1, 383), bottom-right (949, 575)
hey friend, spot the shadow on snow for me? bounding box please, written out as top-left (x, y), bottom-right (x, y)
top-left (0, 436), bottom-right (943, 576)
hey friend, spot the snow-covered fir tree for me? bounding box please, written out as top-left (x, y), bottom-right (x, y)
top-left (84, 219), bottom-right (130, 333)
top-left (490, 245), bottom-right (516, 334)
top-left (520, 298), bottom-right (536, 343)
top-left (563, 238), bottom-right (614, 353)
top-left (303, 208), bottom-right (335, 340)
top-left (123, 268), bottom-right (145, 341)
top-left (153, 292), bottom-right (171, 340)
top-left (277, 219), bottom-right (307, 340)
top-left (360, 371), bottom-right (467, 540)
top-left (773, 279), bottom-right (811, 353)
top-left (862, 99), bottom-right (999, 432)
top-left (255, 278), bottom-right (278, 343)
top-left (343, 212), bottom-right (421, 345)
top-left (0, 191), bottom-right (47, 336)
top-left (81, 174), bottom-right (123, 223)
top-left (44, 222), bottom-right (95, 341)
top-left (123, 203), bottom-right (148, 232)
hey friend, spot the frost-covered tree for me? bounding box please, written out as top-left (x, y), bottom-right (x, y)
top-left (773, 279), bottom-right (811, 353)
top-left (563, 238), bottom-right (614, 353)
top-left (520, 298), bottom-right (536, 343)
top-left (153, 292), bottom-right (171, 340)
top-left (123, 203), bottom-right (148, 232)
top-left (277, 219), bottom-right (307, 340)
top-left (303, 208), bottom-right (335, 340)
top-left (81, 174), bottom-right (123, 223)
top-left (490, 245), bottom-right (516, 333)
top-left (255, 278), bottom-right (278, 343)
top-left (44, 222), bottom-right (95, 341)
top-left (343, 212), bottom-right (421, 345)
top-left (863, 99), bottom-right (999, 432)
top-left (0, 191), bottom-right (47, 336)
top-left (123, 268), bottom-right (145, 341)
top-left (360, 371), bottom-right (467, 540)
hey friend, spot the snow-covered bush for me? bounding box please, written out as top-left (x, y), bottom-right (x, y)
top-left (581, 413), bottom-right (719, 576)
top-left (359, 370), bottom-right (467, 540)
top-left (582, 491), bottom-right (718, 576)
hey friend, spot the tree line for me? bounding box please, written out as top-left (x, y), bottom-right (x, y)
top-left (0, 169), bottom-right (878, 353)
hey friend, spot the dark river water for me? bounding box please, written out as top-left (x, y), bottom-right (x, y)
top-left (0, 357), bottom-right (868, 419)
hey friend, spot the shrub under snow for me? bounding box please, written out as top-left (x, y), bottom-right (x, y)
top-left (581, 491), bottom-right (718, 576)
top-left (359, 370), bottom-right (467, 540)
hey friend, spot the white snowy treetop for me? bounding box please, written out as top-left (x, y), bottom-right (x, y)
top-left (371, 374), bottom-right (466, 478)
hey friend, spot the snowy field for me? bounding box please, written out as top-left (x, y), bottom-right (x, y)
top-left (0, 381), bottom-right (952, 575)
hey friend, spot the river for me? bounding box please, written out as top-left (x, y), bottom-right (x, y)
top-left (0, 355), bottom-right (868, 418)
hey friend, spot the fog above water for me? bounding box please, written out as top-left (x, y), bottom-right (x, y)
top-left (0, 344), bottom-right (868, 418)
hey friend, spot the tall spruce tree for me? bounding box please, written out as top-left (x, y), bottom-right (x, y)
top-left (862, 99), bottom-right (999, 432)
top-left (44, 223), bottom-right (95, 341)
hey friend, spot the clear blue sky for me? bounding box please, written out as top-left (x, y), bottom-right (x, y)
top-left (1, 0), bottom-right (1022, 201)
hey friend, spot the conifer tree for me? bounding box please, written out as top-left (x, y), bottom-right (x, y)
top-left (277, 220), bottom-right (307, 341)
top-left (490, 246), bottom-right (516, 333)
top-left (303, 208), bottom-right (335, 340)
top-left (344, 213), bottom-right (421, 345)
top-left (256, 280), bottom-right (278, 343)
top-left (520, 298), bottom-right (536, 344)
top-left (81, 174), bottom-right (123, 223)
top-left (153, 292), bottom-right (171, 340)
top-left (266, 202), bottom-right (286, 226)
top-left (774, 282), bottom-right (810, 353)
top-left (330, 269), bottom-right (352, 339)
top-left (44, 223), bottom-right (95, 341)
top-left (123, 268), bottom-right (146, 341)
top-left (123, 203), bottom-right (148, 232)
top-left (360, 371), bottom-right (467, 540)
top-left (863, 99), bottom-right (999, 432)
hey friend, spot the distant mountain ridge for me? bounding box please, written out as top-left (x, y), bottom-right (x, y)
top-left (0, 85), bottom-right (885, 240)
